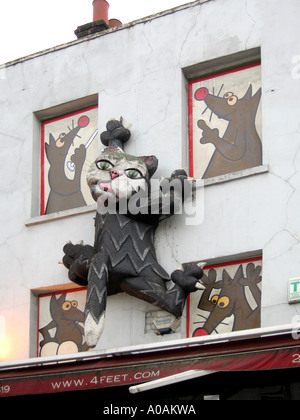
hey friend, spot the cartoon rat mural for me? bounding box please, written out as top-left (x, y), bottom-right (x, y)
top-left (195, 85), bottom-right (262, 178)
top-left (63, 119), bottom-right (205, 348)
top-left (192, 263), bottom-right (262, 337)
top-left (45, 115), bottom-right (91, 214)
top-left (39, 294), bottom-right (89, 354)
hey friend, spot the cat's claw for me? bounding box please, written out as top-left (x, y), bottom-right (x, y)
top-left (195, 281), bottom-right (206, 290)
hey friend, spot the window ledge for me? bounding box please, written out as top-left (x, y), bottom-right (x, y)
top-left (25, 166), bottom-right (268, 226)
top-left (25, 204), bottom-right (97, 227)
top-left (203, 165), bottom-right (269, 187)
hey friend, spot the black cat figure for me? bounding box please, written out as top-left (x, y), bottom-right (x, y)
top-left (63, 118), bottom-right (205, 348)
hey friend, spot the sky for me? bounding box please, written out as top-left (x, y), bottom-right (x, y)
top-left (0, 0), bottom-right (190, 65)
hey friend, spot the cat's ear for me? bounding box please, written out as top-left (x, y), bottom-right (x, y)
top-left (139, 155), bottom-right (158, 178)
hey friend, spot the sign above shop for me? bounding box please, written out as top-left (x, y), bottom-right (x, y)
top-left (0, 331), bottom-right (300, 398)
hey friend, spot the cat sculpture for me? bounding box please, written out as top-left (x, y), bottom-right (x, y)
top-left (63, 119), bottom-right (205, 348)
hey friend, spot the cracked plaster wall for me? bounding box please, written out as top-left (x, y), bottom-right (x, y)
top-left (0, 0), bottom-right (300, 360)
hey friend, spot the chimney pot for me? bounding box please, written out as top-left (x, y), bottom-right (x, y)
top-left (75, 0), bottom-right (122, 39)
top-left (93, 0), bottom-right (109, 24)
top-left (109, 18), bottom-right (122, 28)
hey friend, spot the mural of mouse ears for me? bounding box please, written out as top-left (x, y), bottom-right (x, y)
top-left (189, 63), bottom-right (262, 180)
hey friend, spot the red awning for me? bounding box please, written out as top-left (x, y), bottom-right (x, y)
top-left (0, 327), bottom-right (300, 398)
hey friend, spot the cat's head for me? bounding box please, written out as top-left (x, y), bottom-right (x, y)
top-left (87, 146), bottom-right (158, 205)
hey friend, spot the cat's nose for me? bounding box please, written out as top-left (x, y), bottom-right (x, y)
top-left (110, 170), bottom-right (120, 180)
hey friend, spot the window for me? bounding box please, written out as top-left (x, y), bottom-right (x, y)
top-left (187, 256), bottom-right (262, 337)
top-left (41, 105), bottom-right (98, 215)
top-left (189, 63), bottom-right (262, 179)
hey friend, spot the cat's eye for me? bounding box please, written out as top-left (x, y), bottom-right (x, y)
top-left (96, 160), bottom-right (113, 171)
top-left (125, 169), bottom-right (142, 179)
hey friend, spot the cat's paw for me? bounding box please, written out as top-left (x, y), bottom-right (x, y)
top-left (63, 242), bottom-right (95, 286)
top-left (171, 262), bottom-right (206, 293)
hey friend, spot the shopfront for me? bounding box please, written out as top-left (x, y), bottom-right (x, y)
top-left (1, 325), bottom-right (300, 405)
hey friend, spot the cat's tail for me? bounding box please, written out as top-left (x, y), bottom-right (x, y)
top-left (84, 252), bottom-right (109, 348)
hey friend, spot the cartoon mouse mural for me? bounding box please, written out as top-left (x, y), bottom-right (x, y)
top-left (39, 293), bottom-right (89, 354)
top-left (192, 263), bottom-right (262, 337)
top-left (45, 115), bottom-right (93, 214)
top-left (194, 84), bottom-right (262, 178)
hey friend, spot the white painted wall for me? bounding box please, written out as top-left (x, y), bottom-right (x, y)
top-left (1, 0), bottom-right (300, 361)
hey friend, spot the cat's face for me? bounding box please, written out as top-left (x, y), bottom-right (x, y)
top-left (87, 147), bottom-right (158, 204)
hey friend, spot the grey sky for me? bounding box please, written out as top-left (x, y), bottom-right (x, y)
top-left (0, 0), bottom-right (190, 64)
